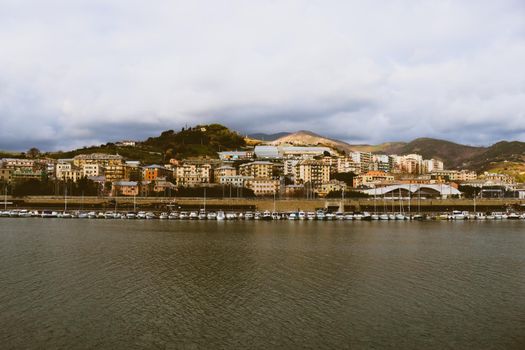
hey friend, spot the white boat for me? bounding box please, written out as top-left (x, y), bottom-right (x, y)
top-left (216, 210), bottom-right (225, 221)
top-left (325, 213), bottom-right (335, 220)
top-left (207, 212), bottom-right (217, 220)
top-left (475, 212), bottom-right (486, 220)
top-left (189, 211), bottom-right (198, 220)
top-left (395, 213), bottom-right (406, 220)
top-left (159, 212), bottom-right (169, 220)
top-left (379, 214), bottom-right (389, 220)
top-left (507, 212), bottom-right (520, 220)
top-left (179, 212), bottom-right (189, 220)
top-left (371, 214), bottom-right (380, 220)
top-left (288, 212), bottom-right (297, 220)
top-left (306, 212), bottom-right (316, 220)
top-left (126, 212), bottom-right (136, 219)
top-left (492, 212), bottom-right (504, 220)
top-left (344, 213), bottom-right (354, 220)
top-left (87, 211), bottom-right (97, 219)
top-left (77, 212), bottom-right (89, 219)
top-left (41, 210), bottom-right (58, 218)
top-left (362, 212), bottom-right (372, 220)
top-left (168, 212), bottom-right (179, 220)
top-left (244, 212), bottom-right (254, 220)
top-left (316, 210), bottom-right (325, 220)
top-left (271, 212), bottom-right (280, 220)
top-left (226, 212), bottom-right (237, 220)
top-left (136, 211), bottom-right (147, 219)
top-left (451, 210), bottom-right (466, 220)
top-left (298, 211), bottom-right (306, 220)
top-left (335, 212), bottom-right (345, 220)
top-left (198, 210), bottom-right (207, 220)
top-left (18, 210), bottom-right (32, 218)
top-left (145, 212), bottom-right (156, 219)
top-left (388, 214), bottom-right (396, 220)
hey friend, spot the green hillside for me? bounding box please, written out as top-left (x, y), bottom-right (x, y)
top-left (46, 124), bottom-right (247, 163)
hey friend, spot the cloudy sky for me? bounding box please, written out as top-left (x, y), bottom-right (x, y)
top-left (1, 0), bottom-right (524, 151)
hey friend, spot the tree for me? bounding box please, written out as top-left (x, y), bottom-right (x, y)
top-left (331, 172), bottom-right (356, 187)
top-left (27, 147), bottom-right (41, 158)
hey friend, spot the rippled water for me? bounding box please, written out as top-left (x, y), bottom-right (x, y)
top-left (0, 219), bottom-right (524, 349)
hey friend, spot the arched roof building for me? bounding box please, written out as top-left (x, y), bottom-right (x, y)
top-left (362, 184), bottom-right (461, 199)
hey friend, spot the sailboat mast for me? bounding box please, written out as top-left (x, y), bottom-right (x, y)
top-left (374, 185), bottom-right (377, 214)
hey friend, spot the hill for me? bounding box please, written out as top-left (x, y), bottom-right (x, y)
top-left (394, 138), bottom-right (486, 168)
top-left (248, 132), bottom-right (291, 141)
top-left (270, 130), bottom-right (355, 154)
top-left (465, 141), bottom-right (525, 170)
top-left (349, 142), bottom-right (407, 154)
top-left (47, 124), bottom-right (247, 163)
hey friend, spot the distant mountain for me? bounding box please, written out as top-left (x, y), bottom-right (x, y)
top-left (270, 130), bottom-right (355, 153)
top-left (248, 132), bottom-right (291, 141)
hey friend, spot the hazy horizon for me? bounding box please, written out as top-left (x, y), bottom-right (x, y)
top-left (1, 1), bottom-right (524, 150)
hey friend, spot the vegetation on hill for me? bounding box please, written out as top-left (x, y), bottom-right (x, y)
top-left (142, 124), bottom-right (246, 160)
top-left (465, 141), bottom-right (525, 171)
top-left (44, 124), bottom-right (246, 163)
top-left (47, 144), bottom-right (164, 164)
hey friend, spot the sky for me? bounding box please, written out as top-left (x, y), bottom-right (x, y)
top-left (0, 0), bottom-right (524, 151)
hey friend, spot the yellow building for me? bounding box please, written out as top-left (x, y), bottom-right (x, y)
top-left (214, 165), bottom-right (237, 183)
top-left (353, 171), bottom-right (395, 188)
top-left (245, 178), bottom-right (280, 196)
top-left (239, 161), bottom-right (273, 179)
top-left (317, 180), bottom-right (348, 197)
top-left (295, 160), bottom-right (330, 187)
top-left (175, 160), bottom-right (214, 187)
top-left (73, 154), bottom-right (124, 182)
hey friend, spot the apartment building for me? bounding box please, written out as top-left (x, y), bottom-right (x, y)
top-left (245, 178), bottom-right (280, 196)
top-left (295, 160), bottom-right (330, 187)
top-left (175, 160), bottom-right (214, 187)
top-left (353, 171), bottom-right (395, 188)
top-left (239, 161), bottom-right (273, 179)
top-left (317, 180), bottom-right (348, 197)
top-left (143, 165), bottom-right (172, 181)
top-left (214, 165), bottom-right (237, 183)
top-left (219, 175), bottom-right (254, 188)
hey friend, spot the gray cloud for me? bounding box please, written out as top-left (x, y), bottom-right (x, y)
top-left (0, 0), bottom-right (524, 151)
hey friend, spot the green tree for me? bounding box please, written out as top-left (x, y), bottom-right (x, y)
top-left (26, 147), bottom-right (41, 158)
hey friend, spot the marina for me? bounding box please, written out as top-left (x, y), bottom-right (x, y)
top-left (2, 208), bottom-right (525, 221)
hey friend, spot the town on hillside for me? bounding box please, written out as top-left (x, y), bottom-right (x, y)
top-left (0, 133), bottom-right (520, 200)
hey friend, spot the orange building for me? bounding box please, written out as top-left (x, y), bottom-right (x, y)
top-left (142, 165), bottom-right (172, 181)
